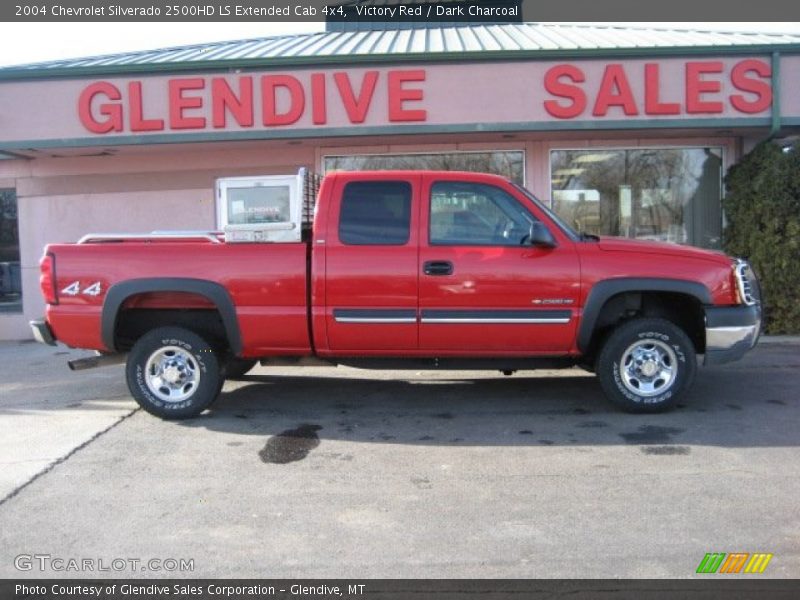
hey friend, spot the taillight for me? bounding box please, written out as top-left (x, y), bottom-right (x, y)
top-left (39, 253), bottom-right (57, 305)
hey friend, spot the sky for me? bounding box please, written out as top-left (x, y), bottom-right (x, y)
top-left (0, 22), bottom-right (799, 68)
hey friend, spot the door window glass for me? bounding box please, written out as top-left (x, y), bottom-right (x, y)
top-left (429, 182), bottom-right (534, 246)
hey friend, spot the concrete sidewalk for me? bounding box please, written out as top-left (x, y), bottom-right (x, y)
top-left (0, 341), bottom-right (136, 502)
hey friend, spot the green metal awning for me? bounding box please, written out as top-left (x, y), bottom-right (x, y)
top-left (2, 22), bottom-right (800, 80)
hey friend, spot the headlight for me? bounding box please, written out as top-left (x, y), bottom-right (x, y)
top-left (733, 259), bottom-right (759, 306)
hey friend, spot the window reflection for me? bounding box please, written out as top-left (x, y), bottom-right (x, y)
top-left (430, 182), bottom-right (534, 246)
top-left (550, 148), bottom-right (722, 248)
top-left (324, 151), bottom-right (525, 185)
top-left (0, 188), bottom-right (21, 313)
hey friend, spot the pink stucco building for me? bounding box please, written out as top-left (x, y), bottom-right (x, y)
top-left (1, 21), bottom-right (799, 339)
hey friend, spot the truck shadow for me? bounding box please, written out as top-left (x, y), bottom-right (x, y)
top-left (178, 348), bottom-right (798, 450)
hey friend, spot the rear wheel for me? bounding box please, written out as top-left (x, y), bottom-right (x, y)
top-left (126, 326), bottom-right (222, 419)
top-left (596, 318), bottom-right (696, 413)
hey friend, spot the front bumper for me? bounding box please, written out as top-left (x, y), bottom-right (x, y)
top-left (704, 304), bottom-right (761, 366)
top-left (30, 319), bottom-right (57, 346)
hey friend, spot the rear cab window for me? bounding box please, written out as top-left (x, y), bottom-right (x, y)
top-left (338, 181), bottom-right (412, 245)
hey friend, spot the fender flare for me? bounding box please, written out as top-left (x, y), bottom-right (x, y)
top-left (577, 278), bottom-right (712, 353)
top-left (101, 278), bottom-right (242, 354)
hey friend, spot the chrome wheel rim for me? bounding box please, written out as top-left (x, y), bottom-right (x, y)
top-left (144, 346), bottom-right (200, 403)
top-left (619, 339), bottom-right (677, 397)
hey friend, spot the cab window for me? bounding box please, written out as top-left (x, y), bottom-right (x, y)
top-left (339, 181), bottom-right (412, 245)
top-left (430, 182), bottom-right (535, 246)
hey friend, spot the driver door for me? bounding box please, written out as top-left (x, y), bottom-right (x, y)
top-left (418, 174), bottom-right (580, 354)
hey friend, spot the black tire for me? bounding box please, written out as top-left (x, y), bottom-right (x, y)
top-left (595, 318), bottom-right (696, 413)
top-left (126, 326), bottom-right (222, 420)
top-left (223, 358), bottom-right (258, 380)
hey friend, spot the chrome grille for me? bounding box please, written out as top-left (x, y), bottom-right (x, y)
top-left (734, 259), bottom-right (759, 306)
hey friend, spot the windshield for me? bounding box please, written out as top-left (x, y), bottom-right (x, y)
top-left (511, 183), bottom-right (580, 242)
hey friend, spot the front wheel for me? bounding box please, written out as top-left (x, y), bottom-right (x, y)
top-left (595, 318), bottom-right (696, 413)
top-left (126, 326), bottom-right (222, 420)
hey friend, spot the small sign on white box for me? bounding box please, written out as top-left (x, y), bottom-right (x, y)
top-left (216, 170), bottom-right (308, 243)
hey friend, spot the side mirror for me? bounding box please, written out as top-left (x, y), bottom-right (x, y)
top-left (526, 221), bottom-right (556, 247)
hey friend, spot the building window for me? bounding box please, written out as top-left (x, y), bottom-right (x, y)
top-left (430, 181), bottom-right (535, 246)
top-left (0, 188), bottom-right (21, 313)
top-left (324, 151), bottom-right (525, 185)
top-left (550, 148), bottom-right (723, 249)
top-left (339, 181), bottom-right (412, 245)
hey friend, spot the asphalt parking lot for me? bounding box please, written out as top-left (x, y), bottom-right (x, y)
top-left (0, 339), bottom-right (798, 578)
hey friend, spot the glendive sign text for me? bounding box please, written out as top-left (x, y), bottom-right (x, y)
top-left (79, 70), bottom-right (428, 133)
top-left (77, 59), bottom-right (772, 134)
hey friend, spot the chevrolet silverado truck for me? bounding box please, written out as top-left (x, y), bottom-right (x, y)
top-left (30, 170), bottom-right (761, 419)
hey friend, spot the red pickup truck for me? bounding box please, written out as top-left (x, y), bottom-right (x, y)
top-left (31, 170), bottom-right (761, 419)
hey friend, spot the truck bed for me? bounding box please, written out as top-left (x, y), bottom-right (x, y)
top-left (45, 240), bottom-right (311, 356)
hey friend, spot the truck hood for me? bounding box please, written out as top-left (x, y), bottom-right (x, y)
top-left (596, 236), bottom-right (731, 265)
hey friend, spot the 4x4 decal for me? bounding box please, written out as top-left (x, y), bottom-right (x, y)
top-left (61, 281), bottom-right (103, 297)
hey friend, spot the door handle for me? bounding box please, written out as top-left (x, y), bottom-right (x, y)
top-left (423, 261), bottom-right (454, 276)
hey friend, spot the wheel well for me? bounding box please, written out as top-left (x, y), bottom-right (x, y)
top-left (584, 291), bottom-right (705, 361)
top-left (114, 308), bottom-right (229, 354)
top-left (102, 280), bottom-right (242, 355)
